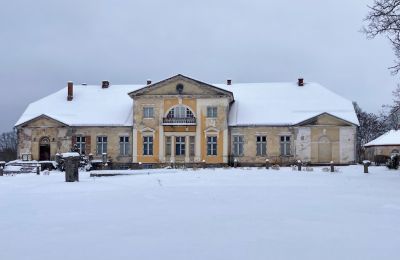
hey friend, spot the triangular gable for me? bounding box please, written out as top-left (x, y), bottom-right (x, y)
top-left (295, 113), bottom-right (357, 127)
top-left (128, 74), bottom-right (234, 102)
top-left (15, 114), bottom-right (69, 128)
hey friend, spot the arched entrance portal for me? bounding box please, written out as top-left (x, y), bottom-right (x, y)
top-left (39, 137), bottom-right (51, 161)
top-left (318, 136), bottom-right (332, 163)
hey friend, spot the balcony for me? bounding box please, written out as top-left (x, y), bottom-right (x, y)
top-left (162, 117), bottom-right (197, 126)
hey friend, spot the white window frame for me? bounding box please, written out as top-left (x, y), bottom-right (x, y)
top-left (207, 106), bottom-right (218, 118)
top-left (143, 106), bottom-right (154, 118)
top-left (256, 136), bottom-right (267, 156)
top-left (280, 135), bottom-right (291, 156)
top-left (119, 136), bottom-right (130, 156)
top-left (143, 136), bottom-right (153, 156)
top-left (175, 136), bottom-right (186, 156)
top-left (166, 106), bottom-right (194, 118)
top-left (207, 136), bottom-right (217, 156)
top-left (76, 136), bottom-right (86, 154)
top-left (96, 136), bottom-right (107, 155)
top-left (233, 135), bottom-right (244, 156)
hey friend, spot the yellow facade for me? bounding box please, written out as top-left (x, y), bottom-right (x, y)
top-left (16, 75), bottom-right (357, 166)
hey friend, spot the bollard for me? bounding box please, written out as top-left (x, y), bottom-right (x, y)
top-left (265, 159), bottom-right (270, 170)
top-left (234, 159), bottom-right (238, 168)
top-left (297, 160), bottom-right (302, 171)
top-left (36, 166), bottom-right (40, 175)
top-left (202, 159), bottom-right (206, 169)
top-left (138, 161), bottom-right (142, 169)
top-left (363, 160), bottom-right (371, 174)
top-left (330, 161), bottom-right (334, 173)
top-left (0, 166), bottom-right (3, 176)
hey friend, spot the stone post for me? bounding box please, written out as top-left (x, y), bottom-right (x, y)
top-left (64, 153), bottom-right (80, 182)
top-left (36, 166), bottom-right (40, 175)
top-left (265, 159), bottom-right (270, 170)
top-left (297, 160), bottom-right (302, 171)
top-left (363, 160), bottom-right (371, 174)
top-left (330, 161), bottom-right (334, 173)
top-left (0, 167), bottom-right (3, 176)
top-left (234, 158), bottom-right (238, 168)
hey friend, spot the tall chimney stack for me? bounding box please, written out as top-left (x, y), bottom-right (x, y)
top-left (102, 80), bottom-right (109, 88)
top-left (67, 81), bottom-right (73, 101)
top-left (298, 78), bottom-right (304, 87)
top-left (147, 79), bottom-right (152, 85)
top-left (227, 79), bottom-right (232, 85)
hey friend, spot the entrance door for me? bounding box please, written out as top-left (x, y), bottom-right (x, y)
top-left (39, 137), bottom-right (51, 161)
top-left (318, 136), bottom-right (332, 163)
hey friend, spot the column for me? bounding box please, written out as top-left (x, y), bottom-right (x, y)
top-left (185, 136), bottom-right (190, 163)
top-left (170, 135), bottom-right (175, 163)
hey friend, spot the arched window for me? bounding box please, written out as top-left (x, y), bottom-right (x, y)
top-left (39, 137), bottom-right (50, 145)
top-left (166, 106), bottom-right (194, 118)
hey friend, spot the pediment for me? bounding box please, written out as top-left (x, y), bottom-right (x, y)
top-left (128, 74), bottom-right (234, 101)
top-left (296, 113), bottom-right (355, 127)
top-left (17, 114), bottom-right (68, 128)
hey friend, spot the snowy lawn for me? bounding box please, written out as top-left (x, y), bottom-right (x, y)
top-left (1, 166), bottom-right (400, 260)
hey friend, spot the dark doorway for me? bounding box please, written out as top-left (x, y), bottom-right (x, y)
top-left (39, 137), bottom-right (50, 161)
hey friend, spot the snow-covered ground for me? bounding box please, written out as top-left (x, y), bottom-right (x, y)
top-left (1, 166), bottom-right (399, 260)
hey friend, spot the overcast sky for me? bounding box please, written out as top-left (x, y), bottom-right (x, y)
top-left (0, 0), bottom-right (398, 133)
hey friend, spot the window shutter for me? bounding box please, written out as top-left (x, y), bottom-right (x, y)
top-left (85, 136), bottom-right (91, 155)
top-left (71, 135), bottom-right (76, 146)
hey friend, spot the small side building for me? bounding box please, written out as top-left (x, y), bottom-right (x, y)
top-left (364, 130), bottom-right (400, 163)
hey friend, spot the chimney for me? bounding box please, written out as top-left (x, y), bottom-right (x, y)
top-left (147, 79), bottom-right (152, 85)
top-left (227, 79), bottom-right (232, 85)
top-left (298, 78), bottom-right (304, 87)
top-left (102, 80), bottom-right (109, 88)
top-left (67, 81), bottom-right (73, 101)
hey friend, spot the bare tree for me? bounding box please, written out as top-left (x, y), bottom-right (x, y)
top-left (0, 131), bottom-right (17, 161)
top-left (364, 0), bottom-right (400, 74)
top-left (353, 102), bottom-right (386, 161)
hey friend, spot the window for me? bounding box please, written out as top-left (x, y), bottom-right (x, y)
top-left (175, 136), bottom-right (185, 156)
top-left (143, 107), bottom-right (154, 118)
top-left (207, 106), bottom-right (218, 118)
top-left (207, 136), bottom-right (217, 156)
top-left (256, 136), bottom-right (267, 156)
top-left (233, 136), bottom-right (244, 156)
top-left (119, 136), bottom-right (129, 156)
top-left (76, 136), bottom-right (86, 154)
top-left (96, 136), bottom-right (107, 155)
top-left (189, 136), bottom-right (195, 156)
top-left (165, 136), bottom-right (171, 156)
top-left (280, 136), bottom-right (291, 156)
top-left (167, 106), bottom-right (194, 118)
top-left (143, 136), bottom-right (153, 155)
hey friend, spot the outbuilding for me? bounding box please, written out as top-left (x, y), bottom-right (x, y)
top-left (364, 130), bottom-right (400, 164)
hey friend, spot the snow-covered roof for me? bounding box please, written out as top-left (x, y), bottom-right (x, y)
top-left (16, 78), bottom-right (359, 127)
top-left (214, 82), bottom-right (359, 126)
top-left (16, 84), bottom-right (143, 127)
top-left (364, 130), bottom-right (400, 147)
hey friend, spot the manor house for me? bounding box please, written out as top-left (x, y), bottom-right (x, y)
top-left (15, 74), bottom-right (359, 167)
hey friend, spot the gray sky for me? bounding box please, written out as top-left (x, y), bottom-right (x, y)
top-left (0, 0), bottom-right (397, 133)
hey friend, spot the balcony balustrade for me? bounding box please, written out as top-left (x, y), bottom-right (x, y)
top-left (162, 117), bottom-right (197, 125)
